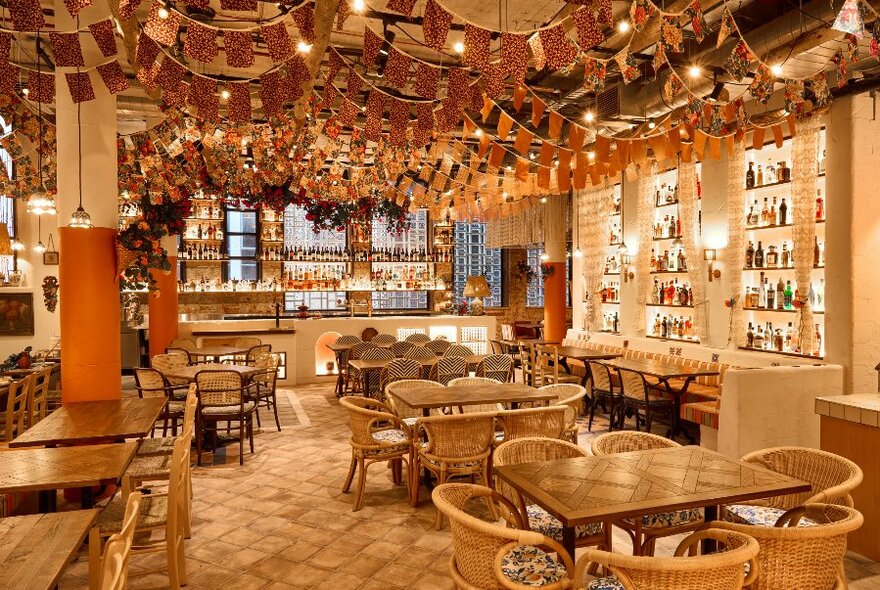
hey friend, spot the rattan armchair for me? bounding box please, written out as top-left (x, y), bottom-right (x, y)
top-left (339, 396), bottom-right (414, 511)
top-left (538, 384), bottom-right (587, 443)
top-left (708, 504), bottom-right (864, 590)
top-left (193, 370), bottom-right (257, 466)
top-left (385, 379), bottom-right (444, 425)
top-left (247, 352), bottom-right (282, 431)
top-left (405, 333), bottom-right (431, 344)
top-left (724, 446), bottom-right (864, 527)
top-left (169, 338), bottom-right (197, 351)
top-left (243, 344), bottom-right (272, 365)
top-left (444, 344), bottom-right (476, 358)
top-left (432, 483), bottom-right (575, 590)
top-left (346, 341), bottom-right (377, 394)
top-left (164, 348), bottom-right (193, 365)
top-left (426, 339), bottom-right (452, 355)
top-left (151, 353), bottom-right (192, 391)
top-left (379, 358), bottom-right (421, 394)
top-left (477, 354), bottom-right (514, 383)
top-left (133, 368), bottom-right (186, 437)
top-left (359, 347), bottom-right (394, 398)
top-left (617, 368), bottom-right (674, 437)
top-left (591, 432), bottom-right (702, 556)
top-left (575, 528), bottom-right (760, 590)
top-left (494, 406), bottom-right (567, 446)
top-left (391, 340), bottom-right (415, 358)
top-left (433, 355), bottom-right (468, 385)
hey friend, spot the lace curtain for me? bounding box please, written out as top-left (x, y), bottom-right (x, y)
top-left (576, 183), bottom-right (615, 334)
top-left (792, 118), bottom-right (821, 353)
top-left (677, 160), bottom-right (707, 340)
top-left (726, 143), bottom-right (747, 346)
top-left (485, 204), bottom-right (545, 248)
top-left (632, 165), bottom-right (657, 334)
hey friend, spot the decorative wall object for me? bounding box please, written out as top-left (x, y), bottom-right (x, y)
top-left (576, 182), bottom-right (615, 335)
top-left (726, 142), bottom-right (746, 345)
top-left (42, 276), bottom-right (58, 312)
top-left (677, 159), bottom-right (707, 340)
top-left (632, 165), bottom-right (656, 334)
top-left (0, 292), bottom-right (34, 335)
top-left (791, 117), bottom-right (821, 352)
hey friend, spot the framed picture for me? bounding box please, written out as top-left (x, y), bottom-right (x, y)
top-left (43, 251), bottom-right (59, 265)
top-left (0, 292), bottom-right (35, 336)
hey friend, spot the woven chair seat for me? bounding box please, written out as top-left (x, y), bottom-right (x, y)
top-left (167, 401), bottom-right (186, 415)
top-left (126, 454), bottom-right (172, 480)
top-left (623, 508), bottom-right (703, 528)
top-left (499, 544), bottom-right (568, 587)
top-left (201, 401), bottom-right (256, 416)
top-left (418, 446), bottom-right (482, 469)
top-left (724, 504), bottom-right (818, 528)
top-left (96, 494), bottom-right (168, 534)
top-left (587, 577), bottom-right (624, 590)
top-left (137, 437), bottom-right (175, 457)
top-left (526, 504), bottom-right (603, 540)
top-left (371, 428), bottom-right (409, 444)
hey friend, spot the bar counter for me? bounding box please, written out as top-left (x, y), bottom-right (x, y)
top-left (177, 314), bottom-right (496, 385)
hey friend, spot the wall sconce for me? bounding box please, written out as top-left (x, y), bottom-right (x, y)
top-left (704, 249), bottom-right (721, 282)
top-left (621, 254), bottom-right (634, 283)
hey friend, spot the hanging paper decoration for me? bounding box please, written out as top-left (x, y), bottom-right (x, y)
top-left (446, 68), bottom-right (470, 107)
top-left (652, 42), bottom-right (666, 73)
top-left (502, 33), bottom-right (529, 83)
top-left (573, 8), bottom-right (604, 51)
top-left (384, 47), bottom-right (411, 87)
top-left (155, 57), bottom-right (186, 91)
top-left (417, 102), bottom-right (434, 130)
top-left (597, 0), bottom-right (612, 25)
top-left (89, 20), bottom-right (117, 58)
top-left (136, 34), bottom-right (160, 68)
top-left (810, 72), bottom-right (830, 106)
top-left (338, 99), bottom-right (359, 127)
top-left (0, 63), bottom-right (16, 93)
top-left (49, 33), bottom-right (85, 67)
top-left (226, 82), bottom-right (251, 123)
top-left (722, 40), bottom-right (754, 82)
top-left (292, 4), bottom-right (315, 43)
top-left (0, 33), bottom-right (10, 64)
top-left (145, 1), bottom-right (181, 46)
top-left (423, 0), bottom-right (453, 50)
top-left (184, 21), bottom-right (218, 63)
top-left (118, 0), bottom-right (141, 19)
top-left (663, 71), bottom-right (683, 100)
top-left (136, 62), bottom-right (160, 93)
top-left (483, 62), bottom-right (504, 98)
top-left (747, 63), bottom-right (774, 103)
top-left (326, 50), bottom-right (344, 84)
top-left (8, 0), bottom-right (45, 31)
top-left (286, 54), bottom-right (310, 98)
top-left (27, 70), bottom-right (54, 103)
top-left (414, 63), bottom-right (439, 99)
top-left (716, 7), bottom-right (736, 48)
top-left (614, 49), bottom-right (641, 83)
top-left (386, 0), bottom-right (417, 17)
top-left (784, 79), bottom-right (805, 112)
top-left (660, 16), bottom-right (684, 53)
top-left (63, 0), bottom-right (92, 18)
top-left (219, 0), bottom-right (256, 11)
top-left (870, 21), bottom-right (880, 58)
top-left (583, 58), bottom-right (607, 93)
top-left (65, 71), bottom-right (95, 103)
top-left (362, 28), bottom-right (383, 69)
top-left (262, 22), bottom-right (293, 62)
top-left (344, 68), bottom-right (363, 98)
top-left (529, 35), bottom-right (546, 70)
top-left (389, 99), bottom-right (410, 145)
top-left (630, 0), bottom-right (655, 33)
top-left (684, 0), bottom-right (708, 43)
top-left (463, 24), bottom-right (490, 71)
top-left (831, 47), bottom-right (848, 88)
top-left (96, 61), bottom-right (129, 94)
top-left (335, 0), bottom-right (351, 30)
top-left (189, 76), bottom-right (219, 121)
top-left (223, 30), bottom-right (254, 68)
top-left (832, 0), bottom-right (865, 38)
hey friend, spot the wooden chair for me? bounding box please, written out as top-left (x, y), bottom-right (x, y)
top-left (247, 352), bottom-right (282, 431)
top-left (724, 446), bottom-right (863, 527)
top-left (538, 383), bottom-right (587, 443)
top-left (133, 368), bottom-right (185, 437)
top-left (413, 411), bottom-right (496, 527)
top-left (432, 356), bottom-right (467, 385)
top-left (493, 406), bottom-right (567, 446)
top-left (518, 342), bottom-right (537, 386)
top-left (443, 344), bottom-right (475, 358)
top-left (379, 358), bottom-right (421, 394)
top-left (150, 354), bottom-right (191, 392)
top-left (359, 347), bottom-right (394, 398)
top-left (1, 375), bottom-right (32, 441)
top-left (405, 333), bottom-right (431, 344)
top-left (137, 384), bottom-right (197, 458)
top-left (371, 333), bottom-right (397, 346)
top-left (89, 428), bottom-right (191, 590)
top-left (385, 379), bottom-right (443, 426)
top-left (339, 397), bottom-right (413, 511)
top-left (534, 345), bottom-right (582, 387)
top-left (617, 367), bottom-right (674, 437)
top-left (346, 342), bottom-right (377, 394)
top-left (390, 340), bottom-right (415, 358)
top-left (575, 528), bottom-right (759, 590)
top-left (26, 366), bottom-right (52, 428)
top-left (708, 504), bottom-right (864, 590)
top-left (587, 361), bottom-right (618, 432)
top-left (591, 432), bottom-right (703, 556)
top-left (446, 376), bottom-right (505, 413)
top-left (476, 354), bottom-right (513, 383)
top-left (425, 339), bottom-right (452, 355)
top-left (432, 483), bottom-right (574, 590)
top-left (494, 437), bottom-right (609, 553)
top-left (194, 370), bottom-right (257, 466)
top-left (97, 491), bottom-right (142, 590)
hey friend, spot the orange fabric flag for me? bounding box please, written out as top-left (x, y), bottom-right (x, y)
top-left (772, 124), bottom-right (784, 147)
top-left (693, 130), bottom-right (707, 159)
top-left (481, 95), bottom-right (493, 122)
top-left (786, 113), bottom-right (797, 137)
top-left (516, 158), bottom-right (529, 181)
top-left (631, 138), bottom-right (647, 166)
top-left (724, 135), bottom-right (735, 157)
top-left (548, 111), bottom-right (564, 140)
top-left (537, 166), bottom-right (551, 189)
top-left (752, 127), bottom-right (766, 150)
top-left (681, 143), bottom-right (692, 162)
top-left (648, 134), bottom-right (668, 162)
top-left (497, 112), bottom-right (515, 141)
top-left (595, 134), bottom-right (611, 160)
top-left (616, 140), bottom-right (631, 167)
top-left (488, 143), bottom-right (504, 168)
top-left (531, 98), bottom-right (546, 128)
top-left (478, 134), bottom-right (491, 159)
top-left (513, 127), bottom-right (533, 155)
top-left (573, 153), bottom-right (587, 190)
top-left (568, 125), bottom-right (585, 152)
top-left (513, 85), bottom-right (527, 111)
top-left (667, 128), bottom-right (682, 156)
top-left (539, 140), bottom-right (555, 167)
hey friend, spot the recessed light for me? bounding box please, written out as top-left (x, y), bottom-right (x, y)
top-left (453, 41), bottom-right (465, 54)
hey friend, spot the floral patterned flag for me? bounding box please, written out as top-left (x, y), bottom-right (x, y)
top-left (63, 0), bottom-right (92, 17)
top-left (583, 57), bottom-right (607, 92)
top-left (423, 0), bottom-right (452, 51)
top-left (89, 20), bottom-right (117, 57)
top-left (684, 0), bottom-right (708, 43)
top-left (321, 83), bottom-right (339, 109)
top-left (65, 71), bottom-right (94, 103)
top-left (365, 90), bottom-right (386, 120)
top-left (145, 1), bottom-right (181, 46)
top-left (227, 81), bottom-right (251, 122)
top-left (502, 33), bottom-right (529, 82)
top-left (154, 56), bottom-right (186, 90)
top-left (663, 71), bottom-right (683, 100)
top-left (809, 72), bottom-right (830, 106)
top-left (224, 30), bottom-right (254, 68)
top-left (483, 62), bottom-right (504, 98)
top-left (417, 102), bottom-right (434, 130)
top-left (832, 0), bottom-right (865, 37)
top-left (597, 0), bottom-right (612, 25)
top-left (260, 71), bottom-right (288, 117)
top-left (389, 99), bottom-right (409, 145)
top-left (660, 16), bottom-right (684, 53)
top-left (384, 47), bottom-right (411, 87)
top-left (0, 63), bottom-right (16, 93)
top-left (832, 47), bottom-right (848, 88)
top-left (573, 8), bottom-right (604, 51)
top-left (446, 67), bottom-right (470, 108)
top-left (630, 0), bottom-right (655, 33)
top-left (136, 61), bottom-right (160, 93)
top-left (292, 4), bottom-right (315, 44)
top-left (164, 79), bottom-right (188, 107)
top-left (136, 34), bottom-right (160, 67)
top-left (188, 75), bottom-right (217, 108)
top-left (326, 50), bottom-right (344, 84)
top-left (344, 68), bottom-right (363, 98)
top-left (335, 0), bottom-right (351, 30)
top-left (287, 54), bottom-right (310, 98)
top-left (362, 28), bottom-right (383, 69)
top-left (386, 0), bottom-right (416, 17)
top-left (722, 39), bottom-right (753, 82)
top-left (614, 49), bottom-right (641, 83)
top-left (652, 42), bottom-right (666, 73)
top-left (0, 33), bottom-right (10, 64)
top-left (870, 21), bottom-right (879, 58)
top-left (118, 0), bottom-right (141, 19)
top-left (784, 79), bottom-right (804, 112)
top-left (414, 63), bottom-right (439, 99)
top-left (364, 112), bottom-right (383, 142)
top-left (8, 0), bottom-right (44, 31)
top-left (262, 22), bottom-right (293, 62)
top-left (529, 34), bottom-right (546, 70)
top-left (747, 63), bottom-right (774, 103)
top-left (219, 0), bottom-right (256, 10)
top-left (716, 7), bottom-right (736, 48)
top-left (338, 99), bottom-right (359, 127)
top-left (96, 61), bottom-right (129, 94)
top-left (464, 24), bottom-right (490, 71)
top-left (184, 21), bottom-right (218, 63)
top-left (27, 70), bottom-right (54, 103)
top-left (49, 33), bottom-right (85, 67)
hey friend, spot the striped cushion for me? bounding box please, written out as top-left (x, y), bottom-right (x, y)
top-left (680, 399), bottom-right (720, 429)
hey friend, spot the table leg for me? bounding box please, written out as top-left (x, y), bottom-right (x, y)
top-left (561, 526), bottom-right (576, 561)
top-left (668, 377), bottom-right (697, 444)
top-left (702, 505), bottom-right (718, 554)
top-left (560, 358), bottom-right (572, 374)
top-left (81, 486), bottom-right (95, 509)
top-left (38, 490), bottom-right (57, 513)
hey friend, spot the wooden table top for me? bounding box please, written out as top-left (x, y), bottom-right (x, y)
top-left (327, 341), bottom-right (395, 352)
top-left (500, 338), bottom-right (560, 347)
top-left (188, 346), bottom-right (250, 358)
top-left (348, 355), bottom-right (486, 371)
top-left (0, 442), bottom-right (137, 494)
top-left (604, 358), bottom-right (719, 379)
top-left (0, 510), bottom-right (99, 590)
top-left (0, 363), bottom-right (59, 377)
top-left (9, 398), bottom-right (166, 448)
top-left (494, 446), bottom-right (811, 527)
top-left (389, 383), bottom-right (554, 410)
top-left (162, 362), bottom-right (261, 382)
top-left (555, 347), bottom-right (622, 362)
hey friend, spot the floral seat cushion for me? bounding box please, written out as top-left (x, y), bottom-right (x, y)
top-left (526, 504), bottom-right (603, 541)
top-left (724, 504), bottom-right (818, 527)
top-left (363, 428), bottom-right (410, 456)
top-left (587, 577), bottom-right (624, 590)
top-left (624, 508), bottom-right (703, 529)
top-left (500, 545), bottom-right (568, 587)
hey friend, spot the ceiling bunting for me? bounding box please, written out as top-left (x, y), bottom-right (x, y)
top-left (386, 0), bottom-right (417, 17)
top-left (362, 28), bottom-right (383, 69)
top-left (320, 82), bottom-right (339, 109)
top-left (497, 111), bottom-right (514, 140)
top-left (630, 0), bottom-right (656, 33)
top-left (597, 0), bottom-right (612, 25)
top-left (531, 97), bottom-right (545, 127)
top-left (480, 95), bottom-right (494, 122)
top-left (65, 71), bottom-right (95, 103)
top-left (389, 99), bottom-right (410, 145)
top-left (96, 61), bottom-right (129, 94)
top-left (810, 72), bottom-right (830, 106)
top-left (189, 76), bottom-right (219, 121)
top-left (89, 20), bottom-right (118, 58)
top-left (660, 16), bottom-right (684, 53)
top-left (335, 0), bottom-right (351, 30)
top-left (155, 57), bottom-right (186, 91)
top-left (446, 67), bottom-right (471, 108)
top-left (145, 1), bottom-right (181, 46)
top-left (384, 47), bottom-right (412, 88)
top-left (784, 79), bottom-right (805, 112)
top-left (572, 8), bottom-right (604, 52)
top-left (529, 35), bottom-right (547, 70)
top-left (219, 0), bottom-right (257, 11)
top-left (502, 33), bottom-right (530, 83)
top-left (287, 54), bottom-right (310, 98)
top-left (870, 20), bottom-right (880, 58)
top-left (136, 62), bottom-right (160, 93)
top-left (416, 102), bottom-right (434, 130)
top-left (260, 70), bottom-right (289, 117)
top-left (184, 21), bottom-right (219, 63)
top-left (748, 63), bottom-right (774, 103)
top-left (8, 0), bottom-right (44, 31)
top-left (716, 7), bottom-right (735, 48)
top-left (614, 48), bottom-right (641, 83)
top-left (338, 98), bottom-right (359, 126)
top-left (722, 39), bottom-right (754, 82)
top-left (512, 84), bottom-right (527, 111)
top-left (582, 57), bottom-right (607, 92)
top-left (63, 0), bottom-right (92, 17)
top-left (482, 63), bottom-right (505, 98)
top-left (423, 0), bottom-right (453, 50)
top-left (414, 63), bottom-right (440, 99)
top-left (292, 3), bottom-right (315, 44)
top-left (0, 33), bottom-right (9, 65)
top-left (652, 43), bottom-right (666, 74)
top-left (163, 79), bottom-right (189, 107)
top-left (463, 24), bottom-right (491, 70)
top-left (262, 22), bottom-right (293, 62)
top-left (568, 124), bottom-right (585, 152)
top-left (832, 46), bottom-right (849, 88)
top-left (49, 32), bottom-right (85, 67)
top-left (513, 127), bottom-right (533, 154)
top-left (224, 30), bottom-right (255, 68)
top-left (326, 50), bottom-right (344, 84)
top-left (227, 81), bottom-right (252, 123)
top-left (833, 0), bottom-right (865, 37)
top-left (27, 70), bottom-right (54, 103)
top-left (548, 111), bottom-right (563, 139)
top-left (683, 0), bottom-right (707, 43)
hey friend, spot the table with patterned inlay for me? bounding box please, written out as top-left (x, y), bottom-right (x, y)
top-left (389, 383), bottom-right (555, 417)
top-left (347, 356), bottom-right (487, 396)
top-left (554, 347), bottom-right (622, 386)
top-left (160, 362), bottom-right (261, 383)
top-left (494, 445), bottom-right (811, 557)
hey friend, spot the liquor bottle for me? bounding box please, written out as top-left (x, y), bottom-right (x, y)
top-left (781, 242), bottom-right (791, 268)
top-left (766, 246), bottom-right (778, 268)
top-left (748, 201), bottom-right (760, 226)
top-left (668, 216), bottom-right (676, 239)
top-left (770, 197), bottom-right (777, 225)
top-left (814, 237), bottom-right (821, 267)
top-left (787, 322), bottom-right (796, 352)
top-left (758, 271), bottom-right (767, 308)
top-left (761, 199), bottom-right (770, 226)
top-left (756, 165), bottom-right (764, 186)
top-left (778, 198), bottom-right (788, 225)
top-left (816, 189), bottom-right (825, 221)
top-left (746, 323), bottom-right (755, 348)
top-left (754, 241), bottom-right (764, 268)
top-left (776, 277), bottom-right (784, 311)
top-left (746, 162), bottom-right (755, 188)
top-left (784, 281), bottom-right (794, 310)
top-left (816, 279), bottom-right (825, 312)
top-left (766, 276), bottom-right (775, 309)
top-left (652, 279), bottom-right (661, 304)
top-left (678, 249), bottom-right (687, 271)
top-left (754, 326), bottom-right (765, 349)
top-left (745, 241), bottom-right (755, 268)
top-left (766, 161), bottom-right (776, 184)
top-left (774, 329), bottom-right (784, 351)
top-left (661, 317), bottom-right (668, 338)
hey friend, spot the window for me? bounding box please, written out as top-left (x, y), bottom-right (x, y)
top-left (453, 222), bottom-right (502, 307)
top-left (526, 247), bottom-right (571, 308)
top-left (283, 205), bottom-right (348, 311)
top-left (372, 210), bottom-right (429, 310)
top-left (226, 209), bottom-right (258, 281)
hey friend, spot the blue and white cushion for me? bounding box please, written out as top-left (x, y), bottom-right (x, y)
top-left (624, 508), bottom-right (703, 529)
top-left (500, 545), bottom-right (568, 587)
top-left (724, 504), bottom-right (818, 527)
top-left (587, 577), bottom-right (624, 590)
top-left (526, 504), bottom-right (603, 541)
top-left (371, 428), bottom-right (408, 444)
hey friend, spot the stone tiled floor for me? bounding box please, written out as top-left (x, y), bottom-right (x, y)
top-left (57, 383), bottom-right (880, 589)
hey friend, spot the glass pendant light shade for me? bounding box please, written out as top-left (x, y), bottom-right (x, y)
top-left (26, 186), bottom-right (57, 216)
top-left (69, 205), bottom-right (92, 228)
top-left (33, 240), bottom-right (46, 254)
top-left (10, 237), bottom-right (24, 251)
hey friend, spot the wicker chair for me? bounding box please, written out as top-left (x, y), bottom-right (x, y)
top-left (379, 358), bottom-right (422, 394)
top-left (591, 431), bottom-right (703, 556)
top-left (477, 354), bottom-right (513, 383)
top-left (426, 339), bottom-right (452, 355)
top-left (489, 339), bottom-right (504, 354)
top-left (333, 335), bottom-right (362, 396)
top-left (385, 379), bottom-right (443, 426)
top-left (539, 384), bottom-right (587, 444)
top-left (493, 407), bottom-right (567, 446)
top-left (137, 384), bottom-right (197, 458)
top-left (358, 347), bottom-right (394, 398)
top-left (243, 344), bottom-right (272, 365)
top-left (390, 340), bottom-right (415, 358)
top-left (617, 368), bottom-right (674, 437)
top-left (234, 337), bottom-right (262, 349)
top-left (432, 356), bottom-right (467, 385)
top-left (26, 366), bottom-right (51, 429)
top-left (724, 446), bottom-right (864, 527)
top-left (432, 483), bottom-right (575, 590)
top-left (575, 528), bottom-right (760, 590)
top-left (247, 352), bottom-right (282, 431)
top-left (339, 397), bottom-right (414, 511)
top-left (165, 348), bottom-right (193, 365)
top-left (708, 504), bottom-right (864, 590)
top-left (413, 411), bottom-right (496, 527)
top-left (169, 338), bottom-right (197, 351)
top-left (405, 333), bottom-right (431, 344)
top-left (96, 491), bottom-right (142, 590)
top-left (535, 345), bottom-right (582, 387)
top-left (193, 370), bottom-right (257, 466)
top-left (587, 361), bottom-right (618, 432)
top-left (346, 341), bottom-right (377, 394)
top-left (444, 344), bottom-right (475, 358)
top-left (371, 333), bottom-right (397, 346)
top-left (405, 346), bottom-right (436, 360)
top-left (1, 375), bottom-right (33, 441)
top-left (447, 376), bottom-right (506, 413)
top-left (133, 368), bottom-right (186, 437)
top-left (150, 353), bottom-right (191, 391)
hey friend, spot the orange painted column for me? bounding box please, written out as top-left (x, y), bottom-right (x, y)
top-left (59, 227), bottom-right (121, 402)
top-left (148, 257), bottom-right (179, 358)
top-left (543, 194), bottom-right (569, 343)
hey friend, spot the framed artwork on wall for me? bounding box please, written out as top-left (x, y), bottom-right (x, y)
top-left (0, 292), bottom-right (34, 336)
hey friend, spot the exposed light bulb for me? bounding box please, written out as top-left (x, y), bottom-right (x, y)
top-left (220, 89), bottom-right (230, 100)
top-left (648, 120), bottom-right (656, 129)
top-left (351, 0), bottom-right (365, 11)
top-left (540, 196), bottom-right (548, 204)
top-left (584, 111), bottom-right (594, 123)
top-left (453, 41), bottom-right (465, 54)
top-left (502, 191), bottom-right (508, 199)
top-left (474, 129), bottom-right (482, 137)
top-left (770, 64), bottom-right (783, 76)
top-left (618, 20), bottom-right (630, 33)
top-left (297, 41), bottom-right (312, 53)
top-left (553, 159), bottom-right (559, 167)
top-left (33, 241), bottom-right (46, 254)
top-left (528, 152), bottom-right (536, 160)
top-left (506, 165), bottom-right (512, 171)
top-left (540, 253), bottom-right (549, 261)
top-left (10, 238), bottom-right (23, 252)
top-left (587, 150), bottom-right (595, 160)
top-left (688, 65), bottom-right (701, 79)
top-left (573, 248), bottom-right (583, 258)
top-left (21, 88), bottom-right (28, 96)
top-left (157, 5), bottom-right (170, 19)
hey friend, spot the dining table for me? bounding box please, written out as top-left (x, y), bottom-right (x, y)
top-left (187, 346), bottom-right (250, 362)
top-left (494, 445), bottom-right (811, 558)
top-left (0, 442), bottom-right (137, 511)
top-left (9, 397), bottom-right (167, 449)
top-left (387, 382), bottom-right (555, 417)
top-left (0, 509), bottom-right (99, 589)
top-left (348, 355), bottom-right (487, 396)
top-left (160, 361), bottom-right (261, 383)
top-left (554, 346), bottom-right (622, 385)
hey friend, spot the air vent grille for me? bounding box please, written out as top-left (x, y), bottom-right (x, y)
top-left (596, 87), bottom-right (620, 119)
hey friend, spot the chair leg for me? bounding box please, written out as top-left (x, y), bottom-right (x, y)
top-left (410, 454), bottom-right (421, 508)
top-left (88, 527), bottom-right (102, 590)
top-left (588, 395), bottom-right (597, 431)
top-left (248, 416), bottom-right (255, 453)
top-left (239, 420), bottom-right (245, 466)
top-left (271, 392), bottom-right (281, 431)
top-left (343, 453), bottom-right (357, 493)
top-left (167, 532), bottom-right (182, 590)
top-left (354, 457), bottom-right (367, 511)
top-left (195, 419), bottom-right (203, 467)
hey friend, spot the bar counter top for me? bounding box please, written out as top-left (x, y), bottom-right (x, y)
top-left (815, 393), bottom-right (880, 428)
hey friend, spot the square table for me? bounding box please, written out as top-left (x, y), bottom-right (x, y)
top-left (0, 442), bottom-right (138, 511)
top-left (494, 445), bottom-right (811, 558)
top-left (188, 346), bottom-right (250, 362)
top-left (0, 510), bottom-right (99, 589)
top-left (10, 398), bottom-right (167, 449)
top-left (388, 383), bottom-right (555, 417)
top-left (160, 362), bottom-right (261, 383)
top-left (348, 356), bottom-right (488, 396)
top-left (554, 347), bottom-right (622, 385)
